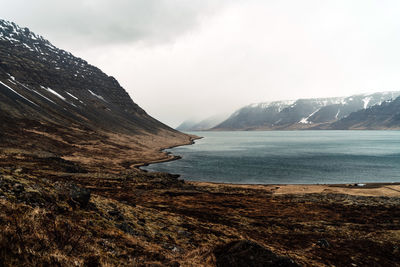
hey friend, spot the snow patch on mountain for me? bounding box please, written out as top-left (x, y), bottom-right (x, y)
top-left (0, 19), bottom-right (99, 83)
top-left (335, 109), bottom-right (341, 119)
top-left (32, 89), bottom-right (57, 105)
top-left (0, 80), bottom-right (38, 106)
top-left (363, 96), bottom-right (372, 109)
top-left (248, 100), bottom-right (295, 112)
top-left (40, 86), bottom-right (66, 101)
top-left (299, 108), bottom-right (321, 124)
top-left (66, 92), bottom-right (78, 100)
top-left (88, 90), bottom-right (107, 102)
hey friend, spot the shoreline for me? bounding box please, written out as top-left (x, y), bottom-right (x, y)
top-left (134, 135), bottom-right (203, 169)
top-left (190, 181), bottom-right (400, 197)
top-left (137, 135), bottom-right (400, 197)
top-left (189, 180), bottom-right (400, 187)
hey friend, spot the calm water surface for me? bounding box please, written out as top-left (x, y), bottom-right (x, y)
top-left (142, 131), bottom-right (400, 184)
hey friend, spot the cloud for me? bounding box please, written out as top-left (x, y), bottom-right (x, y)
top-left (3, 0), bottom-right (400, 127)
top-left (1, 0), bottom-right (228, 47)
top-left (89, 0), bottom-right (400, 127)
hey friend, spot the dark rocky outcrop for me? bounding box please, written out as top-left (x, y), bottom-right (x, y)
top-left (214, 240), bottom-right (300, 267)
top-left (69, 185), bottom-right (91, 208)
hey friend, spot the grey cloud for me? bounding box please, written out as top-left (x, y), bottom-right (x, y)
top-left (1, 0), bottom-right (228, 46)
top-left (3, 0), bottom-right (400, 128)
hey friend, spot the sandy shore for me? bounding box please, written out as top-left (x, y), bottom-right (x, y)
top-left (191, 181), bottom-right (400, 197)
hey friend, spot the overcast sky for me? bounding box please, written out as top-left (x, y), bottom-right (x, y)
top-left (2, 0), bottom-right (400, 127)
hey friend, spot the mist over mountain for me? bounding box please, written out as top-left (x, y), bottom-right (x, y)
top-left (176, 113), bottom-right (229, 132)
top-left (210, 92), bottom-right (400, 130)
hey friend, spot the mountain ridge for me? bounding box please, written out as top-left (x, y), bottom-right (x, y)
top-left (328, 96), bottom-right (400, 129)
top-left (0, 18), bottom-right (193, 171)
top-left (210, 92), bottom-right (400, 131)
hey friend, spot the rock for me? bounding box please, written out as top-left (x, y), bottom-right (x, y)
top-left (163, 243), bottom-right (183, 254)
top-left (69, 185), bottom-right (91, 208)
top-left (21, 190), bottom-right (45, 207)
top-left (108, 209), bottom-right (124, 221)
top-left (12, 183), bottom-right (25, 194)
top-left (169, 261), bottom-right (180, 267)
top-left (152, 178), bottom-right (164, 184)
top-left (116, 222), bottom-right (136, 235)
top-left (178, 230), bottom-right (192, 237)
top-left (316, 239), bottom-right (330, 248)
top-left (138, 218), bottom-right (146, 226)
top-left (214, 240), bottom-right (300, 267)
top-left (172, 246), bottom-right (182, 253)
top-left (83, 255), bottom-right (100, 267)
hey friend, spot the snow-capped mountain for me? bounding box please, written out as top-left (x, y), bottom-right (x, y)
top-left (329, 96), bottom-right (400, 129)
top-left (213, 92), bottom-right (400, 130)
top-left (0, 19), bottom-right (189, 162)
top-left (0, 19), bottom-right (170, 131)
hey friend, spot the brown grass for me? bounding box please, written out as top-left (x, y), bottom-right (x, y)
top-left (0, 125), bottom-right (399, 266)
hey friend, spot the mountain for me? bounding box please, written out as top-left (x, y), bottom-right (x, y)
top-left (329, 96), bottom-right (400, 129)
top-left (212, 92), bottom-right (400, 130)
top-left (0, 19), bottom-right (192, 171)
top-left (176, 113), bottom-right (229, 131)
top-left (176, 120), bottom-right (198, 131)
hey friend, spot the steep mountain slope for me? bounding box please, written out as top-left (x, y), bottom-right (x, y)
top-left (212, 92), bottom-right (400, 130)
top-left (0, 19), bottom-right (192, 171)
top-left (329, 96), bottom-right (400, 129)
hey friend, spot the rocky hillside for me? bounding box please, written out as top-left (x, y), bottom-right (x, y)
top-left (0, 19), bottom-right (192, 171)
top-left (212, 92), bottom-right (400, 130)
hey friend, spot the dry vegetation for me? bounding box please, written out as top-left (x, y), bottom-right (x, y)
top-left (0, 152), bottom-right (399, 266)
top-left (0, 125), bottom-right (399, 266)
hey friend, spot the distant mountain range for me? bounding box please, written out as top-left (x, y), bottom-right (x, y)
top-left (178, 92), bottom-right (400, 131)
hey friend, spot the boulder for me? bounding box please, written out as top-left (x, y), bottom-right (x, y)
top-left (116, 222), bottom-right (136, 235)
top-left (316, 239), bottom-right (330, 248)
top-left (69, 185), bottom-right (91, 208)
top-left (12, 183), bottom-right (25, 194)
top-left (213, 240), bottom-right (300, 267)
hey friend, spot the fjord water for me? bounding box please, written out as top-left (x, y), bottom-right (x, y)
top-left (142, 131), bottom-right (400, 184)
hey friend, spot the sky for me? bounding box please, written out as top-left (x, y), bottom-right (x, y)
top-left (2, 0), bottom-right (400, 127)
